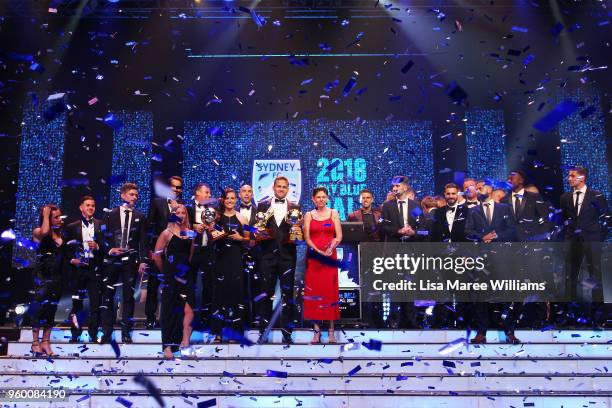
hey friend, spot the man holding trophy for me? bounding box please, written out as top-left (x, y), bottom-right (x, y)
top-left (253, 176), bottom-right (302, 344)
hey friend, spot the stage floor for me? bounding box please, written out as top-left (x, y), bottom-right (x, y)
top-left (0, 328), bottom-right (610, 407)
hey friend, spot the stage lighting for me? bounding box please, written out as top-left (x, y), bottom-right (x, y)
top-left (14, 304), bottom-right (27, 316)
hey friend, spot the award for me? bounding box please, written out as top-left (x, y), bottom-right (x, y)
top-left (201, 207), bottom-right (228, 242)
top-left (285, 208), bottom-right (304, 242)
top-left (254, 208), bottom-right (275, 241)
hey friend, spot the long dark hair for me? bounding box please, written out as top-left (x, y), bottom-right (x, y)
top-left (38, 204), bottom-right (62, 237)
top-left (217, 187), bottom-right (237, 213)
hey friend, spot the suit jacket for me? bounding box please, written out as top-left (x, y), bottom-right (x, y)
top-left (560, 188), bottom-right (610, 242)
top-left (347, 208), bottom-right (382, 242)
top-left (380, 198), bottom-right (421, 242)
top-left (430, 204), bottom-right (469, 242)
top-left (148, 197), bottom-right (184, 240)
top-left (502, 190), bottom-right (551, 241)
top-left (102, 206), bottom-right (148, 262)
top-left (465, 202), bottom-right (517, 242)
top-left (64, 218), bottom-right (104, 266)
top-left (186, 203), bottom-right (213, 250)
top-left (255, 198), bottom-right (301, 258)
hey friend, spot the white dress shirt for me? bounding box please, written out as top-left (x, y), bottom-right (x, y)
top-left (194, 201), bottom-right (208, 246)
top-left (397, 200), bottom-right (409, 227)
top-left (482, 199), bottom-right (495, 222)
top-left (446, 204), bottom-right (457, 232)
top-left (239, 204), bottom-right (253, 224)
top-left (573, 185), bottom-right (587, 216)
top-left (272, 198), bottom-right (288, 226)
top-left (119, 205), bottom-right (133, 247)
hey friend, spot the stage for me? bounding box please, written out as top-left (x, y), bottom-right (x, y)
top-left (0, 328), bottom-right (610, 407)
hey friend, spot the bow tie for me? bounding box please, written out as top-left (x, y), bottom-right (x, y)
top-left (196, 203), bottom-right (204, 209)
top-left (240, 204), bottom-right (252, 210)
top-left (274, 198), bottom-right (286, 204)
top-left (447, 206), bottom-right (456, 213)
top-left (467, 201), bottom-right (479, 206)
top-left (81, 217), bottom-right (93, 226)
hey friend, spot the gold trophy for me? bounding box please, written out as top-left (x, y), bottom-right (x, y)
top-left (254, 208), bottom-right (275, 241)
top-left (201, 207), bottom-right (228, 242)
top-left (285, 208), bottom-right (304, 242)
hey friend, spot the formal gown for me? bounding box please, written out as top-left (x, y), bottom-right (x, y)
top-left (31, 235), bottom-right (65, 328)
top-left (211, 214), bottom-right (246, 336)
top-left (303, 214), bottom-right (340, 321)
top-left (161, 234), bottom-right (195, 351)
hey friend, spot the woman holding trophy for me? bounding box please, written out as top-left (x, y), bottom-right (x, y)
top-left (211, 188), bottom-right (251, 342)
top-left (303, 186), bottom-right (343, 344)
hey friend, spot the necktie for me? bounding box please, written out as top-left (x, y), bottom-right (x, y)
top-left (121, 209), bottom-right (130, 248)
top-left (240, 204), bottom-right (252, 210)
top-left (484, 203), bottom-right (492, 225)
top-left (574, 191), bottom-right (582, 215)
top-left (513, 193), bottom-right (521, 218)
top-left (275, 198), bottom-right (286, 204)
top-left (398, 201), bottom-right (405, 227)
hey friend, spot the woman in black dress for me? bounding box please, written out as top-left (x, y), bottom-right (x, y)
top-left (152, 204), bottom-right (195, 359)
top-left (31, 204), bottom-right (65, 356)
top-left (211, 188), bottom-right (250, 343)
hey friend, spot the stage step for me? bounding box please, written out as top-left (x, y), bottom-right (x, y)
top-left (16, 328), bottom-right (612, 344)
top-left (0, 373), bottom-right (609, 392)
top-left (5, 394), bottom-right (612, 408)
top-left (6, 342), bottom-right (612, 359)
top-left (2, 356), bottom-right (608, 375)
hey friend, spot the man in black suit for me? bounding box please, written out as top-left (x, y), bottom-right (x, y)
top-left (431, 183), bottom-right (470, 243)
top-left (503, 170), bottom-right (551, 241)
top-left (503, 170), bottom-right (552, 327)
top-left (429, 183), bottom-right (469, 327)
top-left (465, 183), bottom-right (520, 344)
top-left (145, 176), bottom-right (184, 328)
top-left (238, 184), bottom-right (257, 326)
top-left (186, 182), bottom-right (215, 329)
top-left (253, 176), bottom-right (301, 344)
top-left (100, 182), bottom-right (148, 344)
top-left (380, 176), bottom-right (421, 328)
top-left (65, 196), bottom-right (104, 343)
top-left (560, 166), bottom-right (610, 327)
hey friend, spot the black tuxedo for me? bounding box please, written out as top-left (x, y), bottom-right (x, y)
top-left (380, 198), bottom-right (421, 328)
top-left (186, 202), bottom-right (215, 326)
top-left (144, 197), bottom-right (184, 324)
top-left (465, 202), bottom-right (518, 335)
top-left (560, 188), bottom-right (609, 307)
top-left (380, 198), bottom-right (421, 242)
top-left (100, 206), bottom-right (149, 335)
top-left (430, 204), bottom-right (469, 242)
top-left (253, 198), bottom-right (301, 338)
top-left (64, 218), bottom-right (104, 340)
top-left (237, 202), bottom-right (257, 326)
top-left (502, 190), bottom-right (551, 241)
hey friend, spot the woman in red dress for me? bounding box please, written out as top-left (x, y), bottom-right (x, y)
top-left (303, 186), bottom-right (343, 344)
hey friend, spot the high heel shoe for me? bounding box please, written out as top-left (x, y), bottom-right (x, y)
top-left (327, 330), bottom-right (337, 344)
top-left (30, 341), bottom-right (42, 356)
top-left (310, 330), bottom-right (321, 345)
top-left (40, 340), bottom-right (56, 357)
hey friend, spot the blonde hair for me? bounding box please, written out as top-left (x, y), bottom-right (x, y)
top-left (168, 204), bottom-right (191, 231)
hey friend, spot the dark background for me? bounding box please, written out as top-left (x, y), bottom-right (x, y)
top-left (0, 0), bottom-right (611, 319)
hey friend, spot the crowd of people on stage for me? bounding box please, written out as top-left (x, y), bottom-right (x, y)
top-left (28, 166), bottom-right (609, 357)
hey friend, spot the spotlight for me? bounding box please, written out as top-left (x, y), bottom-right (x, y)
top-left (14, 304), bottom-right (27, 316)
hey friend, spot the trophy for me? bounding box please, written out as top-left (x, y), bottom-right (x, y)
top-left (254, 208), bottom-right (275, 241)
top-left (285, 208), bottom-right (304, 242)
top-left (201, 207), bottom-right (228, 242)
